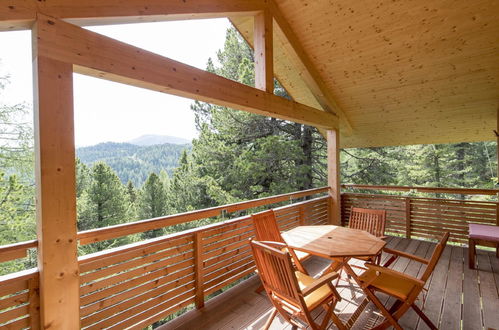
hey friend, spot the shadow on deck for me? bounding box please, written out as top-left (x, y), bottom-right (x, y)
top-left (162, 236), bottom-right (499, 330)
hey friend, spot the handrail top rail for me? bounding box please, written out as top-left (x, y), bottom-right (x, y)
top-left (342, 192), bottom-right (499, 205)
top-left (0, 240), bottom-right (37, 253)
top-left (77, 186), bottom-right (328, 245)
top-left (80, 195), bottom-right (329, 264)
top-left (342, 184), bottom-right (499, 196)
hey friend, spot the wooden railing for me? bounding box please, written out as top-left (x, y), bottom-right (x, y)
top-left (341, 185), bottom-right (499, 244)
top-left (0, 187), bottom-right (328, 329)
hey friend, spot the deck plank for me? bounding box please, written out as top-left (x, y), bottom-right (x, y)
top-left (462, 245), bottom-right (483, 330)
top-left (397, 240), bottom-right (433, 329)
top-left (416, 244), bottom-right (452, 330)
top-left (439, 246), bottom-right (463, 330)
top-left (489, 251), bottom-right (499, 298)
top-left (161, 236), bottom-right (497, 330)
top-left (477, 250), bottom-right (499, 329)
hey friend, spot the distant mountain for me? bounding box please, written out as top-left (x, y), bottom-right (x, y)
top-left (128, 134), bottom-right (191, 146)
top-left (77, 142), bottom-right (191, 186)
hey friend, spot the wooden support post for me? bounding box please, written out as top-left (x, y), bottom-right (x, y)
top-left (327, 130), bottom-right (341, 225)
top-left (194, 232), bottom-right (205, 309)
top-left (405, 197), bottom-right (411, 238)
top-left (254, 9), bottom-right (273, 93)
top-left (33, 24), bottom-right (80, 328)
top-left (298, 205), bottom-right (305, 226)
top-left (28, 275), bottom-right (40, 330)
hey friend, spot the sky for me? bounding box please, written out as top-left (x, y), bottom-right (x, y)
top-left (0, 18), bottom-right (231, 147)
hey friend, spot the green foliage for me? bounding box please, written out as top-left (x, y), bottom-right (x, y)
top-left (77, 142), bottom-right (190, 186)
top-left (139, 172), bottom-right (168, 238)
top-left (341, 142), bottom-right (498, 197)
top-left (188, 27), bottom-right (324, 208)
top-left (77, 162), bottom-right (134, 252)
top-left (0, 73), bottom-right (36, 274)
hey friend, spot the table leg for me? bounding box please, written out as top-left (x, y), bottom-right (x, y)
top-left (341, 260), bottom-right (370, 327)
top-left (468, 238), bottom-right (476, 269)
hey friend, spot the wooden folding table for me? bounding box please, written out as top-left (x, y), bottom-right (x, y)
top-left (282, 225), bottom-right (387, 326)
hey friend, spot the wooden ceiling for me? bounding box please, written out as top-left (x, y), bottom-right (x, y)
top-left (231, 0), bottom-right (499, 148)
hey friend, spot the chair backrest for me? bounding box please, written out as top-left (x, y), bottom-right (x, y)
top-left (251, 210), bottom-right (284, 243)
top-left (421, 232), bottom-right (450, 282)
top-left (250, 240), bottom-right (302, 307)
top-left (349, 207), bottom-right (387, 237)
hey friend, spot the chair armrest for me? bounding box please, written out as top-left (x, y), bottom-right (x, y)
top-left (301, 271), bottom-right (339, 297)
top-left (383, 247), bottom-right (429, 264)
top-left (258, 241), bottom-right (288, 249)
top-left (364, 263), bottom-right (425, 288)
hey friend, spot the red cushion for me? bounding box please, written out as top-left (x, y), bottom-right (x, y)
top-left (469, 224), bottom-right (499, 242)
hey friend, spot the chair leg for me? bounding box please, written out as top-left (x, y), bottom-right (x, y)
top-left (383, 254), bottom-right (397, 268)
top-left (319, 303), bottom-right (334, 329)
top-left (255, 284), bottom-right (265, 294)
top-left (263, 308), bottom-right (278, 330)
top-left (363, 288), bottom-right (403, 330)
top-left (411, 303), bottom-right (437, 330)
top-left (388, 300), bottom-right (403, 314)
top-left (331, 312), bottom-right (347, 330)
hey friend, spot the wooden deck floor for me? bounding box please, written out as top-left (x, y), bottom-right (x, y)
top-left (162, 236), bottom-right (499, 330)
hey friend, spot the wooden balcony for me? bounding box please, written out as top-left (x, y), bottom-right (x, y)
top-left (0, 186), bottom-right (498, 329)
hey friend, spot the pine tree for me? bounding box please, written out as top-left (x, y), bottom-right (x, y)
top-left (189, 27), bottom-right (325, 204)
top-left (77, 162), bottom-right (131, 251)
top-left (139, 173), bottom-right (167, 239)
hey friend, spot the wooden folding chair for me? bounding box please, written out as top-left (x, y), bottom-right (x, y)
top-left (250, 240), bottom-right (346, 330)
top-left (251, 209), bottom-right (310, 274)
top-left (357, 232), bottom-right (450, 330)
top-left (349, 207), bottom-right (387, 265)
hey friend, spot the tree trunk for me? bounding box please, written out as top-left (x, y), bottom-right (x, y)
top-left (456, 142), bottom-right (466, 199)
top-left (301, 125), bottom-right (313, 192)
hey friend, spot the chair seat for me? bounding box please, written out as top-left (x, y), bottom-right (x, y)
top-left (358, 269), bottom-right (416, 300)
top-left (295, 271), bottom-right (333, 310)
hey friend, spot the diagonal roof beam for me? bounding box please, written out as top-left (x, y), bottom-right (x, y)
top-left (268, 0), bottom-right (353, 134)
top-left (35, 14), bottom-right (338, 129)
top-left (0, 0), bottom-right (264, 31)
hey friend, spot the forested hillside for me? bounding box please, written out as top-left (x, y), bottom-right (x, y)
top-left (77, 142), bottom-right (190, 186)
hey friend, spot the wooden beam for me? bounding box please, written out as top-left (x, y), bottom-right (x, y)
top-left (254, 9), bottom-right (273, 93)
top-left (0, 0), bottom-right (264, 31)
top-left (268, 0), bottom-right (353, 134)
top-left (327, 129), bottom-right (341, 225)
top-left (35, 14), bottom-right (337, 129)
top-left (32, 21), bottom-right (79, 328)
